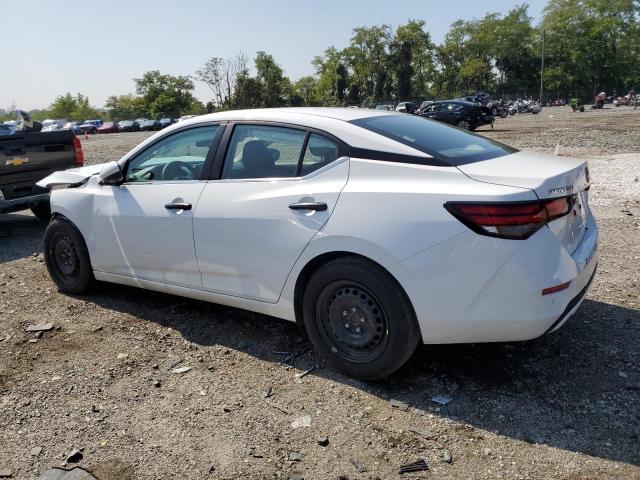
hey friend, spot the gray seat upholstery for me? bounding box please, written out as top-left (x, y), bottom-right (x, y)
top-left (240, 140), bottom-right (275, 178)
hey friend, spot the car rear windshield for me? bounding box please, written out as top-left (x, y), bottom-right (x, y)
top-left (350, 114), bottom-right (517, 166)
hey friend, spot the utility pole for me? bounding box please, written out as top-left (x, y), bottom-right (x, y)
top-left (539, 29), bottom-right (545, 105)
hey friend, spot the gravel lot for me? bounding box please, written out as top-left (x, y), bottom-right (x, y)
top-left (1, 106), bottom-right (639, 480)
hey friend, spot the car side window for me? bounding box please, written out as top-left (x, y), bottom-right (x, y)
top-left (125, 126), bottom-right (219, 182)
top-left (300, 134), bottom-right (339, 176)
top-left (222, 125), bottom-right (306, 179)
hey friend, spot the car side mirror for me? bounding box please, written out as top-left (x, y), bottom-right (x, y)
top-left (99, 161), bottom-right (124, 185)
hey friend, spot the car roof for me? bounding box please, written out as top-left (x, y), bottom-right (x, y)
top-left (180, 107), bottom-right (399, 125)
top-left (435, 100), bottom-right (477, 107)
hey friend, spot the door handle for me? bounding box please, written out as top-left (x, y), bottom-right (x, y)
top-left (164, 202), bottom-right (192, 210)
top-left (289, 202), bottom-right (328, 212)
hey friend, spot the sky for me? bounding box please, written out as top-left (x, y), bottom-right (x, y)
top-left (0, 0), bottom-right (547, 111)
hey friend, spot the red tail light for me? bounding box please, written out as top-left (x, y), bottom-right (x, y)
top-left (444, 195), bottom-right (575, 239)
top-left (73, 136), bottom-right (84, 166)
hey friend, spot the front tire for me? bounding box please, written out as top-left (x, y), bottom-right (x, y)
top-left (302, 257), bottom-right (420, 380)
top-left (456, 119), bottom-right (471, 130)
top-left (44, 217), bottom-right (94, 294)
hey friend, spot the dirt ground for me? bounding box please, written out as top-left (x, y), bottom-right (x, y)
top-left (1, 106), bottom-right (639, 480)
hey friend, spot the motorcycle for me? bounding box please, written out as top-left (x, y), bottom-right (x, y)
top-left (593, 92), bottom-right (606, 109)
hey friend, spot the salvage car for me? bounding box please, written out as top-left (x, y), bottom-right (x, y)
top-left (418, 100), bottom-right (494, 130)
top-left (97, 122), bottom-right (119, 134)
top-left (117, 120), bottom-right (139, 132)
top-left (38, 108), bottom-right (598, 379)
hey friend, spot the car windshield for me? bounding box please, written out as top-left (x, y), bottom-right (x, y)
top-left (350, 114), bottom-right (517, 166)
top-left (120, 121), bottom-right (132, 126)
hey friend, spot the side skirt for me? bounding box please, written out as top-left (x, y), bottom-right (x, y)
top-left (93, 271), bottom-right (296, 322)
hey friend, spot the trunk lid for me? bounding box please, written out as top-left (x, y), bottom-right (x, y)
top-left (457, 150), bottom-right (591, 253)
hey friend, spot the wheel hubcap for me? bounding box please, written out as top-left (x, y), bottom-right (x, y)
top-left (318, 283), bottom-right (389, 363)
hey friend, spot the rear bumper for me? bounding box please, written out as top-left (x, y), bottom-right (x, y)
top-left (401, 210), bottom-right (598, 344)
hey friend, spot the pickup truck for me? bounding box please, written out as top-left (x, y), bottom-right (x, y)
top-left (0, 130), bottom-right (83, 220)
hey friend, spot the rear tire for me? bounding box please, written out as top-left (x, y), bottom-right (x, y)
top-left (44, 217), bottom-right (94, 294)
top-left (30, 201), bottom-right (51, 221)
top-left (302, 256), bottom-right (420, 380)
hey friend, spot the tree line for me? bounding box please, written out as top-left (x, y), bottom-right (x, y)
top-left (2, 0), bottom-right (638, 122)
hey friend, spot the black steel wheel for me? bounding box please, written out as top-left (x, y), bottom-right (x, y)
top-left (316, 281), bottom-right (389, 364)
top-left (457, 119), bottom-right (471, 130)
top-left (302, 256), bottom-right (420, 380)
top-left (44, 217), bottom-right (94, 294)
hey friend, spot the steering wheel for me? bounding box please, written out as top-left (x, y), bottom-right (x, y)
top-left (161, 160), bottom-right (195, 181)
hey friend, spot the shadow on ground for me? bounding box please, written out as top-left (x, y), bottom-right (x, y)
top-left (86, 281), bottom-right (640, 466)
top-left (0, 213), bottom-right (46, 264)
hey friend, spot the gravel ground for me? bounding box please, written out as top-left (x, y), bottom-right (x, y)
top-left (0, 107), bottom-right (639, 480)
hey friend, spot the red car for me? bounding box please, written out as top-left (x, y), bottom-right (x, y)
top-left (97, 122), bottom-right (119, 134)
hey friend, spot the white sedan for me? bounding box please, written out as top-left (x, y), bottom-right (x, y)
top-left (38, 108), bottom-right (598, 379)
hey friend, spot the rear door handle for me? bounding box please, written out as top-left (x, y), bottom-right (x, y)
top-left (164, 202), bottom-right (192, 210)
top-left (289, 202), bottom-right (328, 212)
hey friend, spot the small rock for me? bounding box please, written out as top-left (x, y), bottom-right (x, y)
top-left (37, 467), bottom-right (97, 480)
top-left (28, 339), bottom-right (38, 344)
top-left (619, 371), bottom-right (628, 378)
top-left (318, 436), bottom-right (329, 447)
top-left (288, 451), bottom-right (301, 462)
top-left (30, 446), bottom-right (43, 457)
top-left (534, 436), bottom-right (546, 444)
top-left (288, 475), bottom-right (304, 480)
top-left (152, 379), bottom-right (161, 388)
top-left (66, 448), bottom-right (83, 463)
top-left (483, 448), bottom-right (492, 457)
top-left (431, 395), bottom-right (452, 406)
top-left (0, 470), bottom-right (11, 478)
top-left (442, 449), bottom-right (453, 463)
top-left (25, 323), bottom-right (54, 332)
top-left (116, 353), bottom-right (128, 360)
top-left (291, 415), bottom-right (312, 429)
top-left (389, 399), bottom-right (409, 411)
top-left (350, 459), bottom-right (367, 473)
top-left (262, 387), bottom-right (274, 398)
top-left (171, 366), bottom-right (192, 374)
top-left (91, 405), bottom-right (100, 413)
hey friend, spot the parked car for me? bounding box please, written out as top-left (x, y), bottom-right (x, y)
top-left (159, 118), bottom-right (175, 129)
top-left (78, 122), bottom-right (98, 135)
top-left (42, 119), bottom-right (67, 128)
top-left (138, 119), bottom-right (162, 131)
top-left (117, 120), bottom-right (140, 132)
top-left (395, 101), bottom-right (417, 114)
top-left (418, 100), bottom-right (494, 130)
top-left (63, 122), bottom-right (82, 134)
top-left (41, 124), bottom-right (63, 132)
top-left (83, 119), bottom-right (103, 128)
top-left (1, 129), bottom-right (83, 220)
top-left (38, 108), bottom-right (597, 380)
top-left (97, 122), bottom-right (119, 134)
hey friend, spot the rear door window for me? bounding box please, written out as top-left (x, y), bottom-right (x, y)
top-left (222, 125), bottom-right (306, 179)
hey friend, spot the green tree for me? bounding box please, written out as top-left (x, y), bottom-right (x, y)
top-left (254, 51), bottom-right (287, 107)
top-left (134, 70), bottom-right (200, 117)
top-left (392, 20), bottom-right (436, 98)
top-left (48, 93), bottom-right (77, 119)
top-left (105, 94), bottom-right (146, 120)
